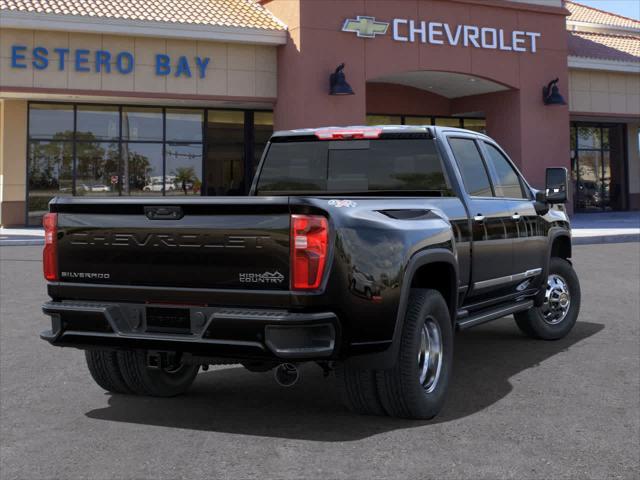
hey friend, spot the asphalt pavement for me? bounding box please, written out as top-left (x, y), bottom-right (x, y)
top-left (0, 243), bottom-right (638, 480)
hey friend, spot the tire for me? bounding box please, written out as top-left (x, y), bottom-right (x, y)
top-left (335, 362), bottom-right (386, 416)
top-left (337, 289), bottom-right (453, 420)
top-left (117, 350), bottom-right (199, 397)
top-left (85, 350), bottom-right (132, 394)
top-left (514, 257), bottom-right (581, 340)
top-left (376, 289), bottom-right (453, 419)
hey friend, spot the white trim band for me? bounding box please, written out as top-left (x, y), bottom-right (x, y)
top-left (0, 11), bottom-right (288, 45)
top-left (568, 56), bottom-right (640, 73)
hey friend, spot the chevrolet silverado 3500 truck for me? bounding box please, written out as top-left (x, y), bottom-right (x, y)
top-left (41, 125), bottom-right (580, 419)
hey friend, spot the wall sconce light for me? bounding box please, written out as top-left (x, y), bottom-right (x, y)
top-left (329, 63), bottom-right (354, 95)
top-left (543, 78), bottom-right (567, 106)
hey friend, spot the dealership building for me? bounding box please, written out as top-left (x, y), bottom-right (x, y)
top-left (0, 0), bottom-right (638, 226)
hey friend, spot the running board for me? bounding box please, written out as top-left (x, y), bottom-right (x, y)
top-left (456, 300), bottom-right (534, 330)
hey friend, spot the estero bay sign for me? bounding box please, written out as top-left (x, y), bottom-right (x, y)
top-left (9, 45), bottom-right (211, 78)
top-left (343, 15), bottom-right (542, 53)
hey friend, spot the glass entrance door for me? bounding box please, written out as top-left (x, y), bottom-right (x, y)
top-left (571, 123), bottom-right (627, 212)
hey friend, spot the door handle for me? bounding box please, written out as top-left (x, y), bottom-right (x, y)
top-left (473, 214), bottom-right (485, 223)
top-left (512, 213), bottom-right (521, 220)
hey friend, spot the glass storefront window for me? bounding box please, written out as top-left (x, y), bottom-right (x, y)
top-left (206, 110), bottom-right (245, 195)
top-left (76, 106), bottom-right (119, 141)
top-left (28, 140), bottom-right (73, 225)
top-left (123, 143), bottom-right (164, 196)
top-left (122, 107), bottom-right (163, 141)
top-left (76, 142), bottom-right (120, 196)
top-left (577, 126), bottom-right (601, 149)
top-left (166, 109), bottom-right (203, 142)
top-left (435, 117), bottom-right (462, 127)
top-left (29, 104), bottom-right (74, 140)
top-left (27, 103), bottom-right (271, 222)
top-left (166, 144), bottom-right (203, 196)
top-left (367, 115), bottom-right (402, 126)
top-left (404, 117), bottom-right (432, 126)
top-left (254, 111), bottom-right (274, 172)
top-left (462, 118), bottom-right (486, 134)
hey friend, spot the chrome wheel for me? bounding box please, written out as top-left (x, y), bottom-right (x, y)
top-left (418, 317), bottom-right (443, 393)
top-left (541, 274), bottom-right (571, 325)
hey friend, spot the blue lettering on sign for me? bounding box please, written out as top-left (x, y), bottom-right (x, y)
top-left (11, 45), bottom-right (27, 68)
top-left (32, 47), bottom-right (49, 70)
top-left (155, 54), bottom-right (171, 76)
top-left (75, 49), bottom-right (90, 72)
top-left (115, 52), bottom-right (134, 74)
top-left (175, 56), bottom-right (192, 78)
top-left (8, 45), bottom-right (212, 79)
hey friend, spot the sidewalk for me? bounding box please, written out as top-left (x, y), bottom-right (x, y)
top-left (2, 212), bottom-right (639, 246)
top-left (571, 212), bottom-right (640, 245)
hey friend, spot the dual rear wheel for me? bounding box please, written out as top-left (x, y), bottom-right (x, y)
top-left (85, 350), bottom-right (198, 397)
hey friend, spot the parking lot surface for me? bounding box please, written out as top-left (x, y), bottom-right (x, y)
top-left (1, 243), bottom-right (638, 480)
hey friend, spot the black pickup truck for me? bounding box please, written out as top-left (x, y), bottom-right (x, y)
top-left (41, 125), bottom-right (580, 419)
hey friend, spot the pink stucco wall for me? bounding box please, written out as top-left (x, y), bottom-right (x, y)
top-left (264, 0), bottom-right (571, 189)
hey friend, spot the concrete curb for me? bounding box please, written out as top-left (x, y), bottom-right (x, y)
top-left (573, 234), bottom-right (640, 245)
top-left (0, 239), bottom-right (45, 246)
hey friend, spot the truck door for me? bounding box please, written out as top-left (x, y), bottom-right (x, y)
top-left (479, 141), bottom-right (547, 285)
top-left (445, 136), bottom-right (513, 302)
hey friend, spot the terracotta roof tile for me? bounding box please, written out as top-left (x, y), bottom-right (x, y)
top-left (568, 30), bottom-right (640, 62)
top-left (566, 1), bottom-right (640, 30)
top-left (0, 0), bottom-right (286, 30)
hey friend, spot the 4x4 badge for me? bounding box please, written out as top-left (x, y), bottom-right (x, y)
top-left (342, 16), bottom-right (389, 39)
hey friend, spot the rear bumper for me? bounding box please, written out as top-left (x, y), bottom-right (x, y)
top-left (41, 301), bottom-right (338, 361)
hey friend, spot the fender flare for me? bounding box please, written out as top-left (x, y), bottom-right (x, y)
top-left (347, 248), bottom-right (458, 370)
top-left (535, 229), bottom-right (572, 306)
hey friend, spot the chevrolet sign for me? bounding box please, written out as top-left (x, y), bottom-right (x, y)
top-left (342, 16), bottom-right (541, 53)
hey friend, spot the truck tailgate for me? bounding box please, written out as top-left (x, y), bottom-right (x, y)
top-left (51, 197), bottom-right (291, 290)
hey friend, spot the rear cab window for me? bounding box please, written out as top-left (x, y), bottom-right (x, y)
top-left (256, 136), bottom-right (454, 196)
top-left (447, 137), bottom-right (494, 197)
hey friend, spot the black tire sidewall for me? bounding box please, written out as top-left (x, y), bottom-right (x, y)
top-left (519, 257), bottom-right (581, 340)
top-left (398, 289), bottom-right (453, 419)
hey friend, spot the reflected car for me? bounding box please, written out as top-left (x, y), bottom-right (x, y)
top-left (143, 180), bottom-right (176, 192)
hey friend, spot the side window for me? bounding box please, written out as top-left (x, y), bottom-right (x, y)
top-left (448, 138), bottom-right (493, 197)
top-left (483, 143), bottom-right (527, 199)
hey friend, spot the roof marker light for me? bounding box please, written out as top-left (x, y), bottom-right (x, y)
top-left (315, 127), bottom-right (382, 140)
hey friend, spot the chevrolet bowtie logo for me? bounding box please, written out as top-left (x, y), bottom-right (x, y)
top-left (342, 16), bottom-right (389, 39)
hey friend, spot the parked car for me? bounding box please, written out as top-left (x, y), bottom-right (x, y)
top-left (143, 179), bottom-right (176, 192)
top-left (40, 126), bottom-right (580, 419)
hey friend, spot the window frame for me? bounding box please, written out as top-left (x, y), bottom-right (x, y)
top-left (479, 140), bottom-right (532, 201)
top-left (445, 135), bottom-right (497, 200)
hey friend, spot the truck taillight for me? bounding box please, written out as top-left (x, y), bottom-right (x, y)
top-left (291, 214), bottom-right (328, 290)
top-left (315, 127), bottom-right (382, 140)
top-left (42, 213), bottom-right (58, 281)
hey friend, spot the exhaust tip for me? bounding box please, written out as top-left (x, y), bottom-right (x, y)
top-left (274, 363), bottom-right (300, 387)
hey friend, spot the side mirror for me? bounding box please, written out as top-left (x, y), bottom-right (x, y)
top-left (545, 167), bottom-right (568, 204)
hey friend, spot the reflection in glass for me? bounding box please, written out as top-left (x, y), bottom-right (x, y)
top-left (76, 142), bottom-right (120, 195)
top-left (206, 110), bottom-right (245, 195)
top-left (404, 117), bottom-right (431, 126)
top-left (166, 109), bottom-right (203, 142)
top-left (28, 141), bottom-right (73, 225)
top-left (76, 106), bottom-right (119, 140)
top-left (366, 115), bottom-right (402, 126)
top-left (435, 118), bottom-right (462, 127)
top-left (576, 150), bottom-right (601, 211)
top-left (463, 118), bottom-right (487, 134)
top-left (122, 107), bottom-right (163, 141)
top-left (577, 126), bottom-right (601, 149)
top-left (254, 112), bottom-right (273, 173)
top-left (123, 143), bottom-right (164, 196)
top-left (28, 104), bottom-right (74, 140)
top-left (166, 144), bottom-right (203, 196)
